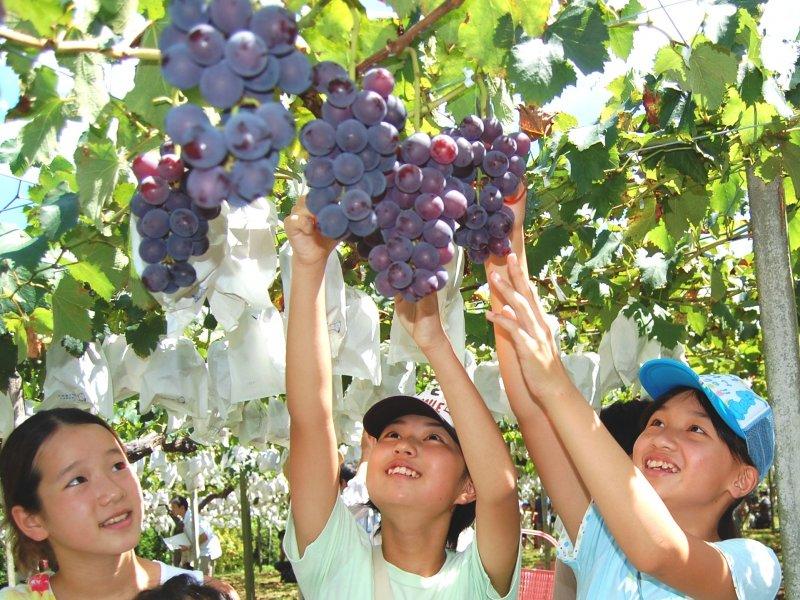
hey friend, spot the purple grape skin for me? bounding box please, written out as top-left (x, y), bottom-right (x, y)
top-left (468, 246), bottom-right (490, 264)
top-left (471, 141), bottom-right (486, 167)
top-left (336, 119), bottom-right (369, 153)
top-left (192, 237), bottom-right (210, 256)
top-left (395, 164), bottom-right (423, 194)
top-left (374, 270), bottom-right (394, 298)
top-left (139, 237), bottom-right (168, 263)
top-left (326, 77), bottom-right (357, 108)
top-left (160, 25), bottom-right (188, 52)
top-left (453, 137), bottom-right (474, 168)
top-left (513, 131), bottom-right (532, 156)
top-left (434, 267), bottom-right (449, 290)
top-left (306, 187), bottom-right (338, 215)
top-left (161, 43), bottom-right (204, 89)
top-left (466, 228), bottom-right (489, 250)
top-left (359, 147), bottom-right (381, 171)
top-left (251, 6), bottom-right (298, 56)
top-left (480, 185), bottom-right (504, 212)
top-left (305, 156), bottom-right (336, 188)
top-left (369, 245), bottom-right (392, 271)
top-left (459, 115), bottom-right (484, 141)
top-left (278, 50), bottom-right (312, 95)
top-left (387, 261), bottom-right (413, 290)
top-left (414, 193), bottom-right (444, 221)
top-left (391, 190), bottom-right (416, 210)
top-left (375, 200), bottom-right (400, 229)
top-left (493, 171), bottom-right (520, 196)
top-left (192, 203), bottom-right (221, 220)
top-left (349, 212), bottom-right (379, 237)
top-left (400, 133), bottom-right (431, 166)
top-left (367, 123), bottom-right (399, 155)
top-left (422, 219), bottom-right (453, 248)
top-left (508, 155), bottom-right (526, 178)
top-left (165, 104), bottom-right (209, 145)
top-left (199, 61), bottom-right (244, 109)
top-left (243, 56), bottom-right (280, 92)
top-left (131, 194), bottom-right (152, 218)
top-left (438, 242), bottom-right (456, 265)
top-left (316, 203), bottom-right (350, 239)
top-left (442, 190), bottom-right (468, 220)
top-left (168, 0), bottom-right (209, 33)
top-left (488, 236), bottom-right (512, 256)
top-left (167, 233), bottom-right (194, 261)
top-left (301, 120), bottom-right (337, 156)
top-left (181, 124), bottom-right (227, 169)
top-left (256, 102), bottom-right (296, 149)
top-left (492, 135), bottom-right (518, 157)
top-left (412, 242), bottom-right (440, 271)
top-left (465, 204), bottom-right (488, 230)
top-left (419, 167), bottom-right (446, 195)
top-left (312, 61), bottom-right (349, 92)
top-left (322, 102), bottom-right (353, 126)
top-left (481, 117), bottom-right (503, 144)
top-left (224, 112), bottom-right (272, 160)
top-left (362, 68), bottom-right (395, 99)
top-left (170, 261), bottom-right (198, 287)
top-left (332, 153), bottom-right (365, 185)
top-left (186, 24), bottom-right (225, 66)
top-left (379, 154), bottom-right (398, 174)
top-left (395, 209), bottom-right (424, 238)
top-left (411, 269), bottom-right (438, 298)
top-left (139, 175), bottom-right (168, 206)
top-left (487, 208), bottom-right (514, 238)
top-left (142, 263), bottom-right (171, 293)
top-left (364, 169), bottom-right (387, 197)
top-left (169, 208), bottom-right (200, 237)
top-left (186, 167), bottom-right (231, 209)
top-left (193, 218), bottom-right (209, 239)
top-left (209, 0), bottom-right (252, 34)
top-left (231, 158), bottom-right (276, 200)
top-left (140, 209), bottom-right (170, 239)
top-left (386, 236), bottom-right (414, 262)
top-left (351, 90), bottom-right (387, 126)
top-left (482, 150), bottom-right (510, 178)
top-left (384, 95), bottom-right (407, 129)
top-left (341, 189), bottom-right (372, 221)
top-left (225, 30), bottom-right (269, 77)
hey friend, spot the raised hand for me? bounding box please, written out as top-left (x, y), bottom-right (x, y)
top-left (486, 252), bottom-right (572, 401)
top-left (284, 196), bottom-right (337, 267)
top-left (395, 292), bottom-right (448, 354)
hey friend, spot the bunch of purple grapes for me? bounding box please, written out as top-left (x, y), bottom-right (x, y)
top-left (131, 148), bottom-right (215, 293)
top-left (444, 115), bottom-right (531, 263)
top-left (300, 65), bottom-right (406, 241)
top-left (364, 131), bottom-right (478, 301)
top-left (164, 101), bottom-right (293, 207)
top-left (160, 0), bottom-right (311, 108)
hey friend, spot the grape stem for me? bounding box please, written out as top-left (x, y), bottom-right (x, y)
top-left (0, 25), bottom-right (161, 61)
top-left (298, 0), bottom-right (334, 30)
top-left (349, 3), bottom-right (361, 81)
top-left (355, 0), bottom-right (465, 76)
top-left (420, 82), bottom-right (469, 117)
top-left (405, 48), bottom-right (422, 131)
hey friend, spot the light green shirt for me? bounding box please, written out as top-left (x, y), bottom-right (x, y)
top-left (284, 496), bottom-right (521, 600)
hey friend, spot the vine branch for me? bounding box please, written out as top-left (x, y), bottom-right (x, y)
top-left (0, 26), bottom-right (161, 61)
top-left (355, 0), bottom-right (465, 76)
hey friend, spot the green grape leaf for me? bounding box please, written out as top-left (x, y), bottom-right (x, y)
top-left (52, 275), bottom-right (94, 342)
top-left (510, 41), bottom-right (577, 105)
top-left (74, 141), bottom-right (123, 222)
top-left (303, 0), bottom-right (353, 68)
top-left (608, 23), bottom-right (636, 60)
top-left (664, 186), bottom-right (709, 239)
top-left (686, 42), bottom-right (738, 110)
top-left (545, 1), bottom-right (609, 74)
top-left (458, 1), bottom-right (512, 69)
top-left (126, 312), bottom-right (165, 357)
top-left (653, 46), bottom-right (686, 83)
top-left (64, 53), bottom-right (110, 122)
top-left (508, 0), bottom-right (549, 38)
top-left (123, 27), bottom-right (173, 128)
top-left (663, 148), bottom-right (708, 184)
top-left (66, 262), bottom-right (116, 302)
top-left (31, 307), bottom-right (54, 335)
top-left (526, 226), bottom-right (570, 276)
top-left (137, 0), bottom-right (165, 20)
top-left (10, 97), bottom-right (71, 175)
top-left (4, 0), bottom-right (63, 36)
top-left (565, 142), bottom-right (617, 194)
top-left (780, 134), bottom-right (800, 194)
top-left (635, 249), bottom-right (669, 289)
top-left (39, 193), bottom-right (80, 241)
top-left (740, 66), bottom-right (764, 105)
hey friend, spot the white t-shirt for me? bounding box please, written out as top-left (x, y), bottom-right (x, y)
top-left (183, 510), bottom-right (223, 560)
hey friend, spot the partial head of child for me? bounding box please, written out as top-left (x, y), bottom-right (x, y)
top-left (636, 358), bottom-right (774, 540)
top-left (133, 574), bottom-right (234, 600)
top-left (361, 393), bottom-right (476, 549)
top-left (0, 407), bottom-right (140, 575)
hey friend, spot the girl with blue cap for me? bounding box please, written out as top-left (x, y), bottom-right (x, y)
top-left (484, 196), bottom-right (781, 599)
top-left (282, 198), bottom-right (520, 599)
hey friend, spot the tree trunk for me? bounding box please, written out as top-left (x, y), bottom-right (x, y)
top-left (239, 472), bottom-right (256, 600)
top-left (746, 167), bottom-right (800, 597)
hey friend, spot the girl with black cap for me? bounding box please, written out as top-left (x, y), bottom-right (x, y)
top-left (282, 198), bottom-right (521, 599)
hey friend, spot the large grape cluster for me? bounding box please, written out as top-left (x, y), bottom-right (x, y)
top-left (160, 0), bottom-right (311, 108)
top-left (131, 147), bottom-right (212, 293)
top-left (445, 115), bottom-right (531, 264)
top-left (300, 65), bottom-right (406, 242)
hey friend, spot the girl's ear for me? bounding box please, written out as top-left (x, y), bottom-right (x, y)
top-left (10, 506), bottom-right (49, 542)
top-left (729, 464), bottom-right (758, 499)
top-left (455, 477), bottom-right (477, 506)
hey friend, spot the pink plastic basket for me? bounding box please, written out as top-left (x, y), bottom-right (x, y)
top-left (518, 529), bottom-right (559, 600)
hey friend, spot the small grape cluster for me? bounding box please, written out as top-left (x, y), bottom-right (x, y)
top-left (131, 146), bottom-right (214, 293)
top-left (164, 101), bottom-right (293, 207)
top-left (160, 0), bottom-right (311, 108)
top-left (445, 115), bottom-right (531, 263)
top-left (300, 65), bottom-right (406, 241)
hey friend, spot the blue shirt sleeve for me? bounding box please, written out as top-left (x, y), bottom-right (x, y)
top-left (714, 538), bottom-right (782, 600)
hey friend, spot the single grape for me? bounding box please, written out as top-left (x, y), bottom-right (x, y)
top-left (341, 189), bottom-right (372, 221)
top-left (395, 164), bottom-right (423, 194)
top-left (412, 242), bottom-right (440, 271)
top-left (312, 61), bottom-right (349, 92)
top-left (492, 135), bottom-right (517, 157)
top-left (186, 166), bottom-right (231, 208)
top-left (419, 167), bottom-right (446, 195)
top-left (168, 0), bottom-right (208, 33)
top-left (161, 43), bottom-right (203, 89)
top-left (358, 147), bottom-right (381, 171)
top-left (384, 95), bottom-right (407, 129)
top-left (442, 189), bottom-right (467, 220)
top-left (192, 203), bottom-right (221, 220)
top-left (165, 104), bottom-right (209, 145)
top-left (459, 115), bottom-right (484, 141)
top-left (468, 246), bottom-right (490, 264)
top-left (167, 233), bottom-right (194, 261)
top-left (508, 155), bottom-right (526, 178)
top-left (243, 55), bottom-right (280, 92)
top-left (453, 137), bottom-right (474, 168)
top-left (139, 237), bottom-right (168, 263)
top-left (322, 102), bottom-right (353, 126)
top-left (367, 122), bottom-right (398, 155)
top-left (493, 171), bottom-right (520, 196)
top-left (170, 261), bottom-right (198, 287)
top-left (374, 270), bottom-right (394, 298)
top-left (316, 203), bottom-right (349, 239)
top-left (306, 187), bottom-right (337, 215)
top-left (435, 267), bottom-right (449, 290)
top-left (277, 50), bottom-right (312, 95)
top-left (480, 185), bottom-right (503, 212)
top-left (225, 30), bottom-right (269, 77)
top-left (335, 119), bottom-right (368, 153)
top-left (332, 153), bottom-right (365, 185)
top-left (140, 208), bottom-right (170, 238)
top-left (348, 212), bottom-right (378, 237)
top-left (422, 219), bottom-right (453, 248)
top-left (513, 131), bottom-right (531, 156)
top-left (430, 135), bottom-right (457, 165)
top-left (130, 194), bottom-right (152, 218)
top-left (471, 141), bottom-right (486, 167)
top-left (208, 0), bottom-right (252, 35)
top-left (186, 24), bottom-right (225, 66)
top-left (256, 102), bottom-right (295, 149)
top-left (132, 154), bottom-right (160, 182)
top-left (351, 90), bottom-right (387, 126)
top-left (362, 68), bottom-right (395, 99)
top-left (157, 154), bottom-right (184, 183)
top-left (395, 209), bottom-right (424, 239)
top-left (387, 261), bottom-right (413, 290)
top-left (305, 156), bottom-right (336, 188)
top-left (141, 263), bottom-right (171, 293)
top-left (400, 133), bottom-right (431, 166)
top-left (192, 237), bottom-right (210, 256)
top-left (224, 112), bottom-right (272, 160)
top-left (386, 236), bottom-right (413, 262)
top-left (169, 207), bottom-right (200, 237)
top-left (466, 228), bottom-right (489, 250)
top-left (390, 189), bottom-right (416, 210)
top-left (414, 193), bottom-right (444, 221)
top-left (368, 245), bottom-right (392, 271)
top-left (465, 204), bottom-right (488, 230)
top-left (411, 269), bottom-right (438, 298)
top-left (182, 124), bottom-right (227, 169)
top-left (326, 77), bottom-right (357, 108)
top-left (231, 158), bottom-right (276, 201)
top-left (483, 150), bottom-right (510, 178)
top-left (437, 241), bottom-right (456, 265)
top-left (375, 199), bottom-right (400, 229)
top-left (199, 60), bottom-right (244, 109)
top-left (301, 120), bottom-right (337, 156)
top-left (251, 6), bottom-right (298, 56)
top-left (139, 176), bottom-right (170, 206)
top-left (481, 117), bottom-right (503, 144)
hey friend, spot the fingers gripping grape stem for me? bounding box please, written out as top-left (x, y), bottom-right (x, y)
top-left (355, 0), bottom-right (466, 76)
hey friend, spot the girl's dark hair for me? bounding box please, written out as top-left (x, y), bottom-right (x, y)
top-left (133, 574), bottom-right (234, 600)
top-left (0, 408), bottom-right (124, 575)
top-left (171, 495), bottom-right (189, 510)
top-left (640, 387), bottom-right (755, 540)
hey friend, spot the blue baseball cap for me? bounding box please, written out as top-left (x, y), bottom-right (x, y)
top-left (639, 358), bottom-right (775, 480)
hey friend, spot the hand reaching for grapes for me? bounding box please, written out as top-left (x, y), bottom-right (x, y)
top-left (395, 292), bottom-right (448, 354)
top-left (284, 197), bottom-right (337, 267)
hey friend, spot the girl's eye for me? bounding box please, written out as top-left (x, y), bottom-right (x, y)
top-left (383, 431), bottom-right (399, 439)
top-left (66, 476), bottom-right (87, 488)
top-left (689, 425), bottom-right (706, 434)
top-left (426, 433), bottom-right (443, 442)
top-left (112, 461), bottom-right (128, 472)
top-left (649, 418), bottom-right (664, 428)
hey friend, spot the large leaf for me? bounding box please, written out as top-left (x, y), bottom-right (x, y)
top-left (565, 142), bottom-right (618, 194)
top-left (4, 0), bottom-right (63, 36)
top-left (780, 133), bottom-right (800, 194)
top-left (74, 141), bottom-right (123, 222)
top-left (52, 275), bottom-right (93, 342)
top-left (545, 0), bottom-right (609, 75)
top-left (123, 27), bottom-right (173, 128)
top-left (64, 53), bottom-right (110, 122)
top-left (686, 42), bottom-right (738, 110)
top-left (457, 0), bottom-right (512, 69)
top-left (510, 40), bottom-right (577, 105)
top-left (39, 193), bottom-right (80, 240)
top-left (508, 0), bottom-right (549, 38)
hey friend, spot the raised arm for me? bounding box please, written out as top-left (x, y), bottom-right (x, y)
top-left (488, 264), bottom-right (743, 600)
top-left (395, 295), bottom-right (519, 596)
top-left (484, 189), bottom-right (589, 542)
top-left (284, 200), bottom-right (339, 554)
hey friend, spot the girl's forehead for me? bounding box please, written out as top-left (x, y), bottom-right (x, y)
top-left (35, 424), bottom-right (122, 473)
top-left (659, 391), bottom-right (710, 418)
